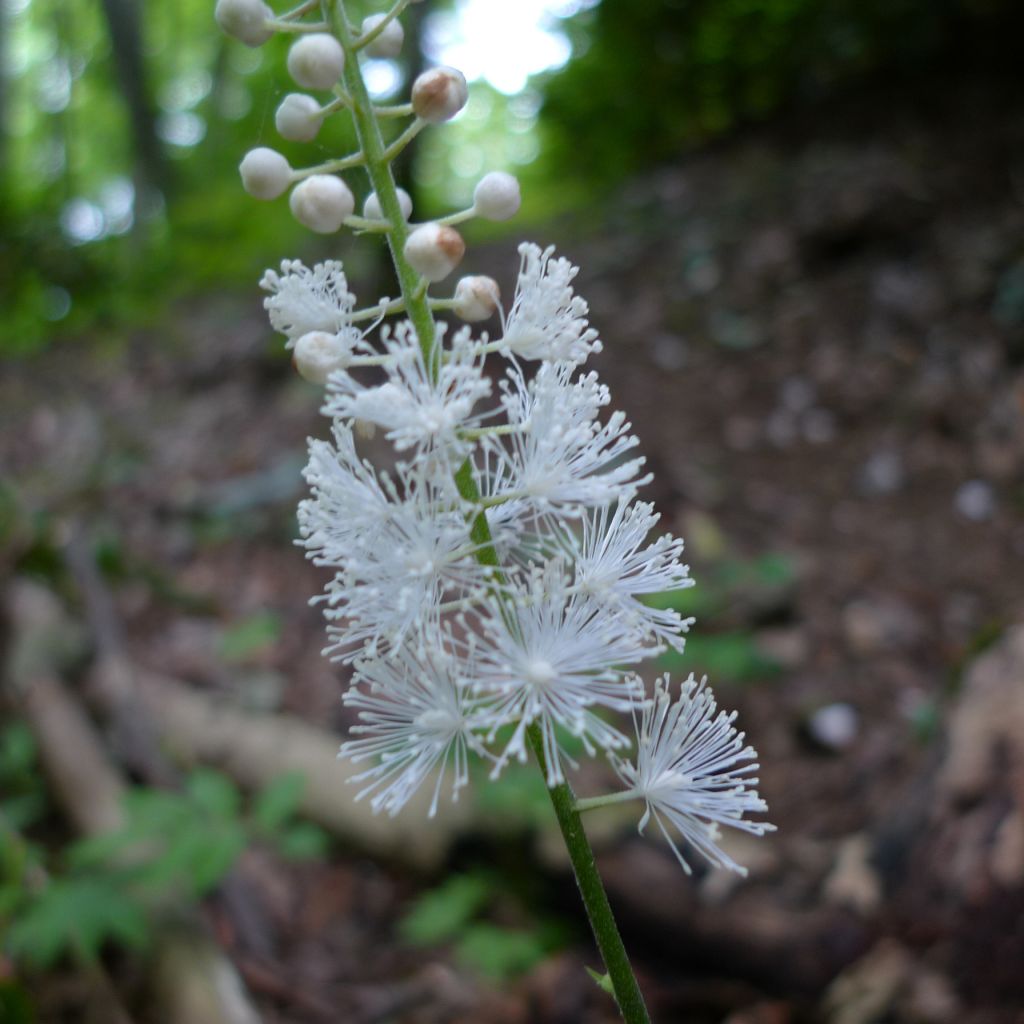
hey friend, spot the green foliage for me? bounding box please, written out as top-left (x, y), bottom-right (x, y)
top-left (0, 724), bottom-right (46, 831)
top-left (646, 549), bottom-right (795, 682)
top-left (399, 871), bottom-right (566, 981)
top-left (0, 752), bottom-right (329, 970)
top-left (540, 0), bottom-right (1024, 191)
top-left (218, 610), bottom-right (283, 663)
top-left (5, 878), bottom-right (149, 969)
top-left (661, 631), bottom-right (781, 682)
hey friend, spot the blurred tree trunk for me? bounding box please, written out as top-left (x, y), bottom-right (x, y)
top-left (97, 0), bottom-right (170, 200)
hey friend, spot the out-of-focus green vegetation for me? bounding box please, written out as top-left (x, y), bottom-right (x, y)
top-left (0, 0), bottom-right (364, 354)
top-left (0, 721), bottom-right (327, 972)
top-left (399, 870), bottom-right (569, 981)
top-left (540, 0), bottom-right (1024, 190)
top-left (4, 0), bottom-right (1022, 356)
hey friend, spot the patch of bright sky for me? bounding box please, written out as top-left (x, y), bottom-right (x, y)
top-left (425, 0), bottom-right (598, 96)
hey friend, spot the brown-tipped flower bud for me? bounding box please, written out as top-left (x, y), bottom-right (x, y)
top-left (361, 14), bottom-right (405, 58)
top-left (289, 175), bottom-right (355, 233)
top-left (287, 33), bottom-right (345, 90)
top-left (411, 66), bottom-right (468, 123)
top-left (404, 223), bottom-right (465, 282)
top-left (275, 93), bottom-right (323, 142)
top-left (453, 275), bottom-right (501, 322)
top-left (473, 171), bottom-right (521, 221)
top-left (362, 188), bottom-right (413, 221)
top-left (239, 147), bottom-right (291, 199)
top-left (215, 0), bottom-right (273, 47)
top-left (293, 331), bottom-right (349, 385)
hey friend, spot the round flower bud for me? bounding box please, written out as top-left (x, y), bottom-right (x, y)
top-left (403, 223), bottom-right (465, 282)
top-left (275, 93), bottom-right (323, 142)
top-left (215, 0), bottom-right (273, 47)
top-left (287, 33), bottom-right (345, 90)
top-left (473, 171), bottom-right (521, 222)
top-left (453, 275), bottom-right (501, 322)
top-left (361, 14), bottom-right (404, 58)
top-left (293, 331), bottom-right (349, 385)
top-left (239, 147), bottom-right (291, 200)
top-left (289, 175), bottom-right (355, 233)
top-left (411, 66), bottom-right (468, 123)
top-left (362, 187), bottom-right (413, 221)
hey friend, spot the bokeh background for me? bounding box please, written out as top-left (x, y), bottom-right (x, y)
top-left (2, 1), bottom-right (1024, 1021)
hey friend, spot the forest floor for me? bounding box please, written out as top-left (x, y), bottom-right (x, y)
top-left (2, 69), bottom-right (1024, 1023)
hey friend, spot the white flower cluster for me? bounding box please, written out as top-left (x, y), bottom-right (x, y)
top-left (264, 247), bottom-right (773, 873)
top-left (229, 0), bottom-right (772, 875)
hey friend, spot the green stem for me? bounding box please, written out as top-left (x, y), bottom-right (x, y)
top-left (327, 0), bottom-right (435, 364)
top-left (527, 724), bottom-right (652, 1024)
top-left (326, 4), bottom-right (650, 1019)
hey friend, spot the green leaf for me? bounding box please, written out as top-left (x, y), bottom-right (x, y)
top-left (454, 922), bottom-right (552, 980)
top-left (585, 965), bottom-right (615, 995)
top-left (276, 823), bottom-right (330, 861)
top-left (253, 773), bottom-right (306, 833)
top-left (661, 632), bottom-right (780, 683)
top-left (218, 611), bottom-right (282, 663)
top-left (399, 873), bottom-right (494, 945)
top-left (6, 877), bottom-right (148, 968)
top-left (186, 769), bottom-right (241, 818)
top-left (0, 723), bottom-right (37, 778)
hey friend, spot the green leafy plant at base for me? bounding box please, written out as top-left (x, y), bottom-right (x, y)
top-left (399, 871), bottom-right (569, 982)
top-left (0, 733), bottom-right (328, 972)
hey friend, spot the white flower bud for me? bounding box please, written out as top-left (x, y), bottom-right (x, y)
top-left (362, 188), bottom-right (413, 221)
top-left (293, 331), bottom-right (350, 385)
top-left (239, 147), bottom-right (291, 200)
top-left (453, 275), bottom-right (501, 322)
top-left (289, 175), bottom-right (355, 233)
top-left (411, 66), bottom-right (468, 123)
top-left (403, 224), bottom-right (466, 282)
top-left (287, 33), bottom-right (345, 90)
top-left (275, 93), bottom-right (323, 142)
top-left (215, 0), bottom-right (273, 47)
top-left (473, 171), bottom-right (521, 221)
top-left (361, 14), bottom-right (404, 58)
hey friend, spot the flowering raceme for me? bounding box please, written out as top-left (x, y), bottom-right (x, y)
top-left (262, 229), bottom-right (773, 866)
top-left (222, 0), bottom-right (772, 911)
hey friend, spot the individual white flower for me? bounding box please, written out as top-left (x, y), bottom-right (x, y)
top-left (473, 172), bottom-right (521, 222)
top-left (275, 93), bottom-right (323, 142)
top-left (340, 642), bottom-right (487, 817)
top-left (481, 361), bottom-right (649, 522)
top-left (260, 259), bottom-right (362, 348)
top-left (215, 0), bottom-right (273, 47)
top-left (318, 485), bottom-right (493, 659)
top-left (499, 243), bottom-right (602, 364)
top-left (360, 13), bottom-right (404, 58)
top-left (411, 66), bottom-right (468, 123)
top-left (453, 275), bottom-right (501, 322)
top-left (560, 499), bottom-right (695, 651)
top-left (404, 223), bottom-right (465, 282)
top-left (239, 147), bottom-right (291, 200)
top-left (611, 674), bottom-right (775, 875)
top-left (287, 33), bottom-right (345, 90)
top-left (299, 423), bottom-right (394, 558)
top-left (469, 567), bottom-right (652, 785)
top-left (323, 321), bottom-right (492, 457)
